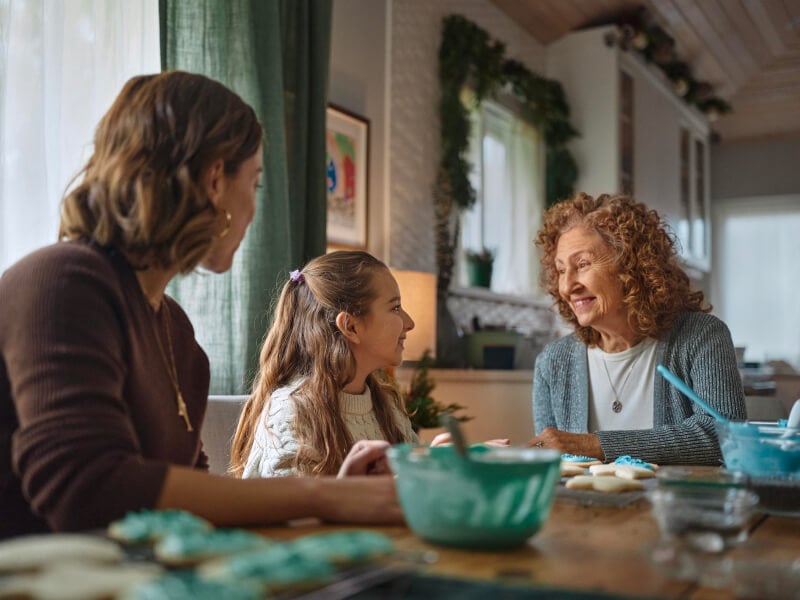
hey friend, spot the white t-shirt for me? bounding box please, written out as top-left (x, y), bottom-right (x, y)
top-left (587, 337), bottom-right (657, 432)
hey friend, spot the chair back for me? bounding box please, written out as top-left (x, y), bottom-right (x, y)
top-left (201, 395), bottom-right (248, 475)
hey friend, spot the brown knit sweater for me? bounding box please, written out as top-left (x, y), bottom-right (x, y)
top-left (0, 241), bottom-right (210, 538)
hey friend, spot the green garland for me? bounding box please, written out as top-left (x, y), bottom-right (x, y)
top-left (438, 15), bottom-right (579, 210)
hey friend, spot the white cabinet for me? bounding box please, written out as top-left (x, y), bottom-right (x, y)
top-left (546, 26), bottom-right (711, 272)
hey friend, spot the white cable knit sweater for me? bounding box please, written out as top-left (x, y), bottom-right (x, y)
top-left (242, 380), bottom-right (418, 478)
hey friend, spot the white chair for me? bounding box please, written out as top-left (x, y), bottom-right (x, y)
top-left (201, 395), bottom-right (249, 475)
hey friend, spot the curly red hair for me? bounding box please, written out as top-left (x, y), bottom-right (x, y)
top-left (536, 192), bottom-right (709, 346)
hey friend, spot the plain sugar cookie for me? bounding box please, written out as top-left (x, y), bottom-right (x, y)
top-left (0, 534), bottom-right (123, 573)
top-left (565, 475), bottom-right (645, 493)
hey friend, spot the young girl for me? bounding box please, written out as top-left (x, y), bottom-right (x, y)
top-left (230, 251), bottom-right (420, 478)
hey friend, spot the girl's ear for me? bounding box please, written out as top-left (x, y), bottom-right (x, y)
top-left (203, 159), bottom-right (226, 207)
top-left (335, 311), bottom-right (360, 344)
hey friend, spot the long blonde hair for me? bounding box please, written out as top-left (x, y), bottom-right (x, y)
top-left (59, 71), bottom-right (262, 272)
top-left (230, 251), bottom-right (411, 476)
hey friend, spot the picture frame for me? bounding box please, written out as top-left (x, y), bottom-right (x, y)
top-left (326, 105), bottom-right (369, 250)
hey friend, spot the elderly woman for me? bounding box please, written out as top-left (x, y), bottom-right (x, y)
top-left (529, 193), bottom-right (745, 465)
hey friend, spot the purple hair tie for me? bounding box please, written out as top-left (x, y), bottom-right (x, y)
top-left (289, 269), bottom-right (305, 284)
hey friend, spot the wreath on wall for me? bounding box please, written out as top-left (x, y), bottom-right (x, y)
top-left (434, 14), bottom-right (579, 297)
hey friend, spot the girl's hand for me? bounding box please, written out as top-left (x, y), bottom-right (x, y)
top-left (482, 438), bottom-right (510, 447)
top-left (429, 432), bottom-right (452, 447)
top-left (338, 440), bottom-right (392, 477)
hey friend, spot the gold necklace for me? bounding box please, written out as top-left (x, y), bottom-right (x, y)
top-left (152, 301), bottom-right (193, 431)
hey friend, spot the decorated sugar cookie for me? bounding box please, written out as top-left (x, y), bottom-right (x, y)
top-left (154, 529), bottom-right (271, 567)
top-left (108, 509), bottom-right (211, 543)
top-left (560, 453), bottom-right (602, 468)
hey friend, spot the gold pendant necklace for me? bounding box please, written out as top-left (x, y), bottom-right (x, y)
top-left (152, 301), bottom-right (193, 432)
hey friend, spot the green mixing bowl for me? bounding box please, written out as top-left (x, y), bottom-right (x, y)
top-left (387, 444), bottom-right (561, 549)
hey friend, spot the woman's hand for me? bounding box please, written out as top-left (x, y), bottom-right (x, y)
top-left (528, 427), bottom-right (604, 460)
top-left (429, 433), bottom-right (510, 448)
top-left (429, 432), bottom-right (451, 447)
top-left (338, 440), bottom-right (392, 477)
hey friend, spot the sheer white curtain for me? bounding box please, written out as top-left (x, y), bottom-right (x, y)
top-left (711, 195), bottom-right (800, 370)
top-left (0, 0), bottom-right (159, 273)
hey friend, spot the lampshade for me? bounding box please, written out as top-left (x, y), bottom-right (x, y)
top-left (390, 269), bottom-right (437, 362)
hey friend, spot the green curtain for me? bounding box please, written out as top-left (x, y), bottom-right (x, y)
top-left (160, 0), bottom-right (331, 394)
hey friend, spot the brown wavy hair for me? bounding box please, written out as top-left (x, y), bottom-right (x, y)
top-left (59, 71), bottom-right (262, 272)
top-left (230, 251), bottom-right (412, 477)
top-left (536, 192), bottom-right (709, 346)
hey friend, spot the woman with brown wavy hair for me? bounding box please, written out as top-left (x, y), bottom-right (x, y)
top-left (231, 250), bottom-right (419, 478)
top-left (0, 71), bottom-right (400, 540)
top-left (528, 193), bottom-right (745, 465)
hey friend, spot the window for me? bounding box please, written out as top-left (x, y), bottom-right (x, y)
top-left (712, 196), bottom-right (800, 370)
top-left (461, 97), bottom-right (545, 297)
top-left (0, 0), bottom-right (160, 273)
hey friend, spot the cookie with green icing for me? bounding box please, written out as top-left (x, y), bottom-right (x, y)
top-left (291, 530), bottom-right (395, 565)
top-left (154, 528), bottom-right (271, 566)
top-left (199, 545), bottom-right (335, 593)
top-left (124, 572), bottom-right (261, 600)
top-left (107, 509), bottom-right (211, 543)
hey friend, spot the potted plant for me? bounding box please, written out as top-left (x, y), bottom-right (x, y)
top-left (465, 247), bottom-right (494, 288)
top-left (402, 351), bottom-right (471, 432)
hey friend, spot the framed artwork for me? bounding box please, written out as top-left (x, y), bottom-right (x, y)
top-left (326, 105), bottom-right (369, 249)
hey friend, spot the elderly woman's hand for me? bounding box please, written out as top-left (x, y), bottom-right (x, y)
top-left (528, 427), bottom-right (605, 460)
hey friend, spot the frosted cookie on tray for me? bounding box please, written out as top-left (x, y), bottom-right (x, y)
top-left (199, 544), bottom-right (335, 593)
top-left (589, 464), bottom-right (656, 480)
top-left (560, 453), bottom-right (602, 469)
top-left (0, 560), bottom-right (161, 600)
top-left (565, 475), bottom-right (645, 493)
top-left (153, 529), bottom-right (271, 567)
top-left (108, 509), bottom-right (212, 544)
top-left (560, 464), bottom-right (587, 477)
top-left (613, 455), bottom-right (658, 471)
top-left (290, 530), bottom-right (395, 565)
top-left (124, 572), bottom-right (261, 600)
top-left (0, 534), bottom-right (123, 573)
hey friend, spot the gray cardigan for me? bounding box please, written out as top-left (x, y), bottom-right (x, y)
top-left (533, 312), bottom-right (746, 465)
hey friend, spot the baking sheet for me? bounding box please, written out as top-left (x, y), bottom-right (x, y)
top-left (555, 476), bottom-right (658, 507)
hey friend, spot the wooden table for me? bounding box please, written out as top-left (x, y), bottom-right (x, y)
top-left (256, 483), bottom-right (800, 598)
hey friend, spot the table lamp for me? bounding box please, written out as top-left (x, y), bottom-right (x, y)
top-left (390, 269), bottom-right (437, 363)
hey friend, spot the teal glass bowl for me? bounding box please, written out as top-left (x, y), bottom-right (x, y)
top-left (716, 421), bottom-right (800, 479)
top-left (386, 444), bottom-right (561, 549)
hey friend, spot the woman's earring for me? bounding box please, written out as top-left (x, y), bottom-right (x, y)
top-left (217, 210), bottom-right (232, 238)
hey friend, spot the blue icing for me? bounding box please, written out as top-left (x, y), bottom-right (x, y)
top-left (613, 455), bottom-right (654, 470)
top-left (561, 453), bottom-right (596, 462)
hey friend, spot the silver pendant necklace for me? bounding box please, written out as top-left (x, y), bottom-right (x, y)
top-left (599, 355), bottom-right (637, 414)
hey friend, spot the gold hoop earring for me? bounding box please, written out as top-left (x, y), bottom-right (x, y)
top-left (217, 210), bottom-right (231, 238)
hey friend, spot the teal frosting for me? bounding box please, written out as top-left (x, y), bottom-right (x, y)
top-left (202, 545), bottom-right (335, 587)
top-left (130, 572), bottom-right (260, 600)
top-left (109, 509), bottom-right (210, 542)
top-left (613, 455), bottom-right (654, 470)
top-left (560, 453), bottom-right (596, 462)
top-left (156, 528), bottom-right (269, 559)
top-left (291, 530), bottom-right (394, 563)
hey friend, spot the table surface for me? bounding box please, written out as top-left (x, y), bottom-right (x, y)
top-left (255, 471), bottom-right (800, 599)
